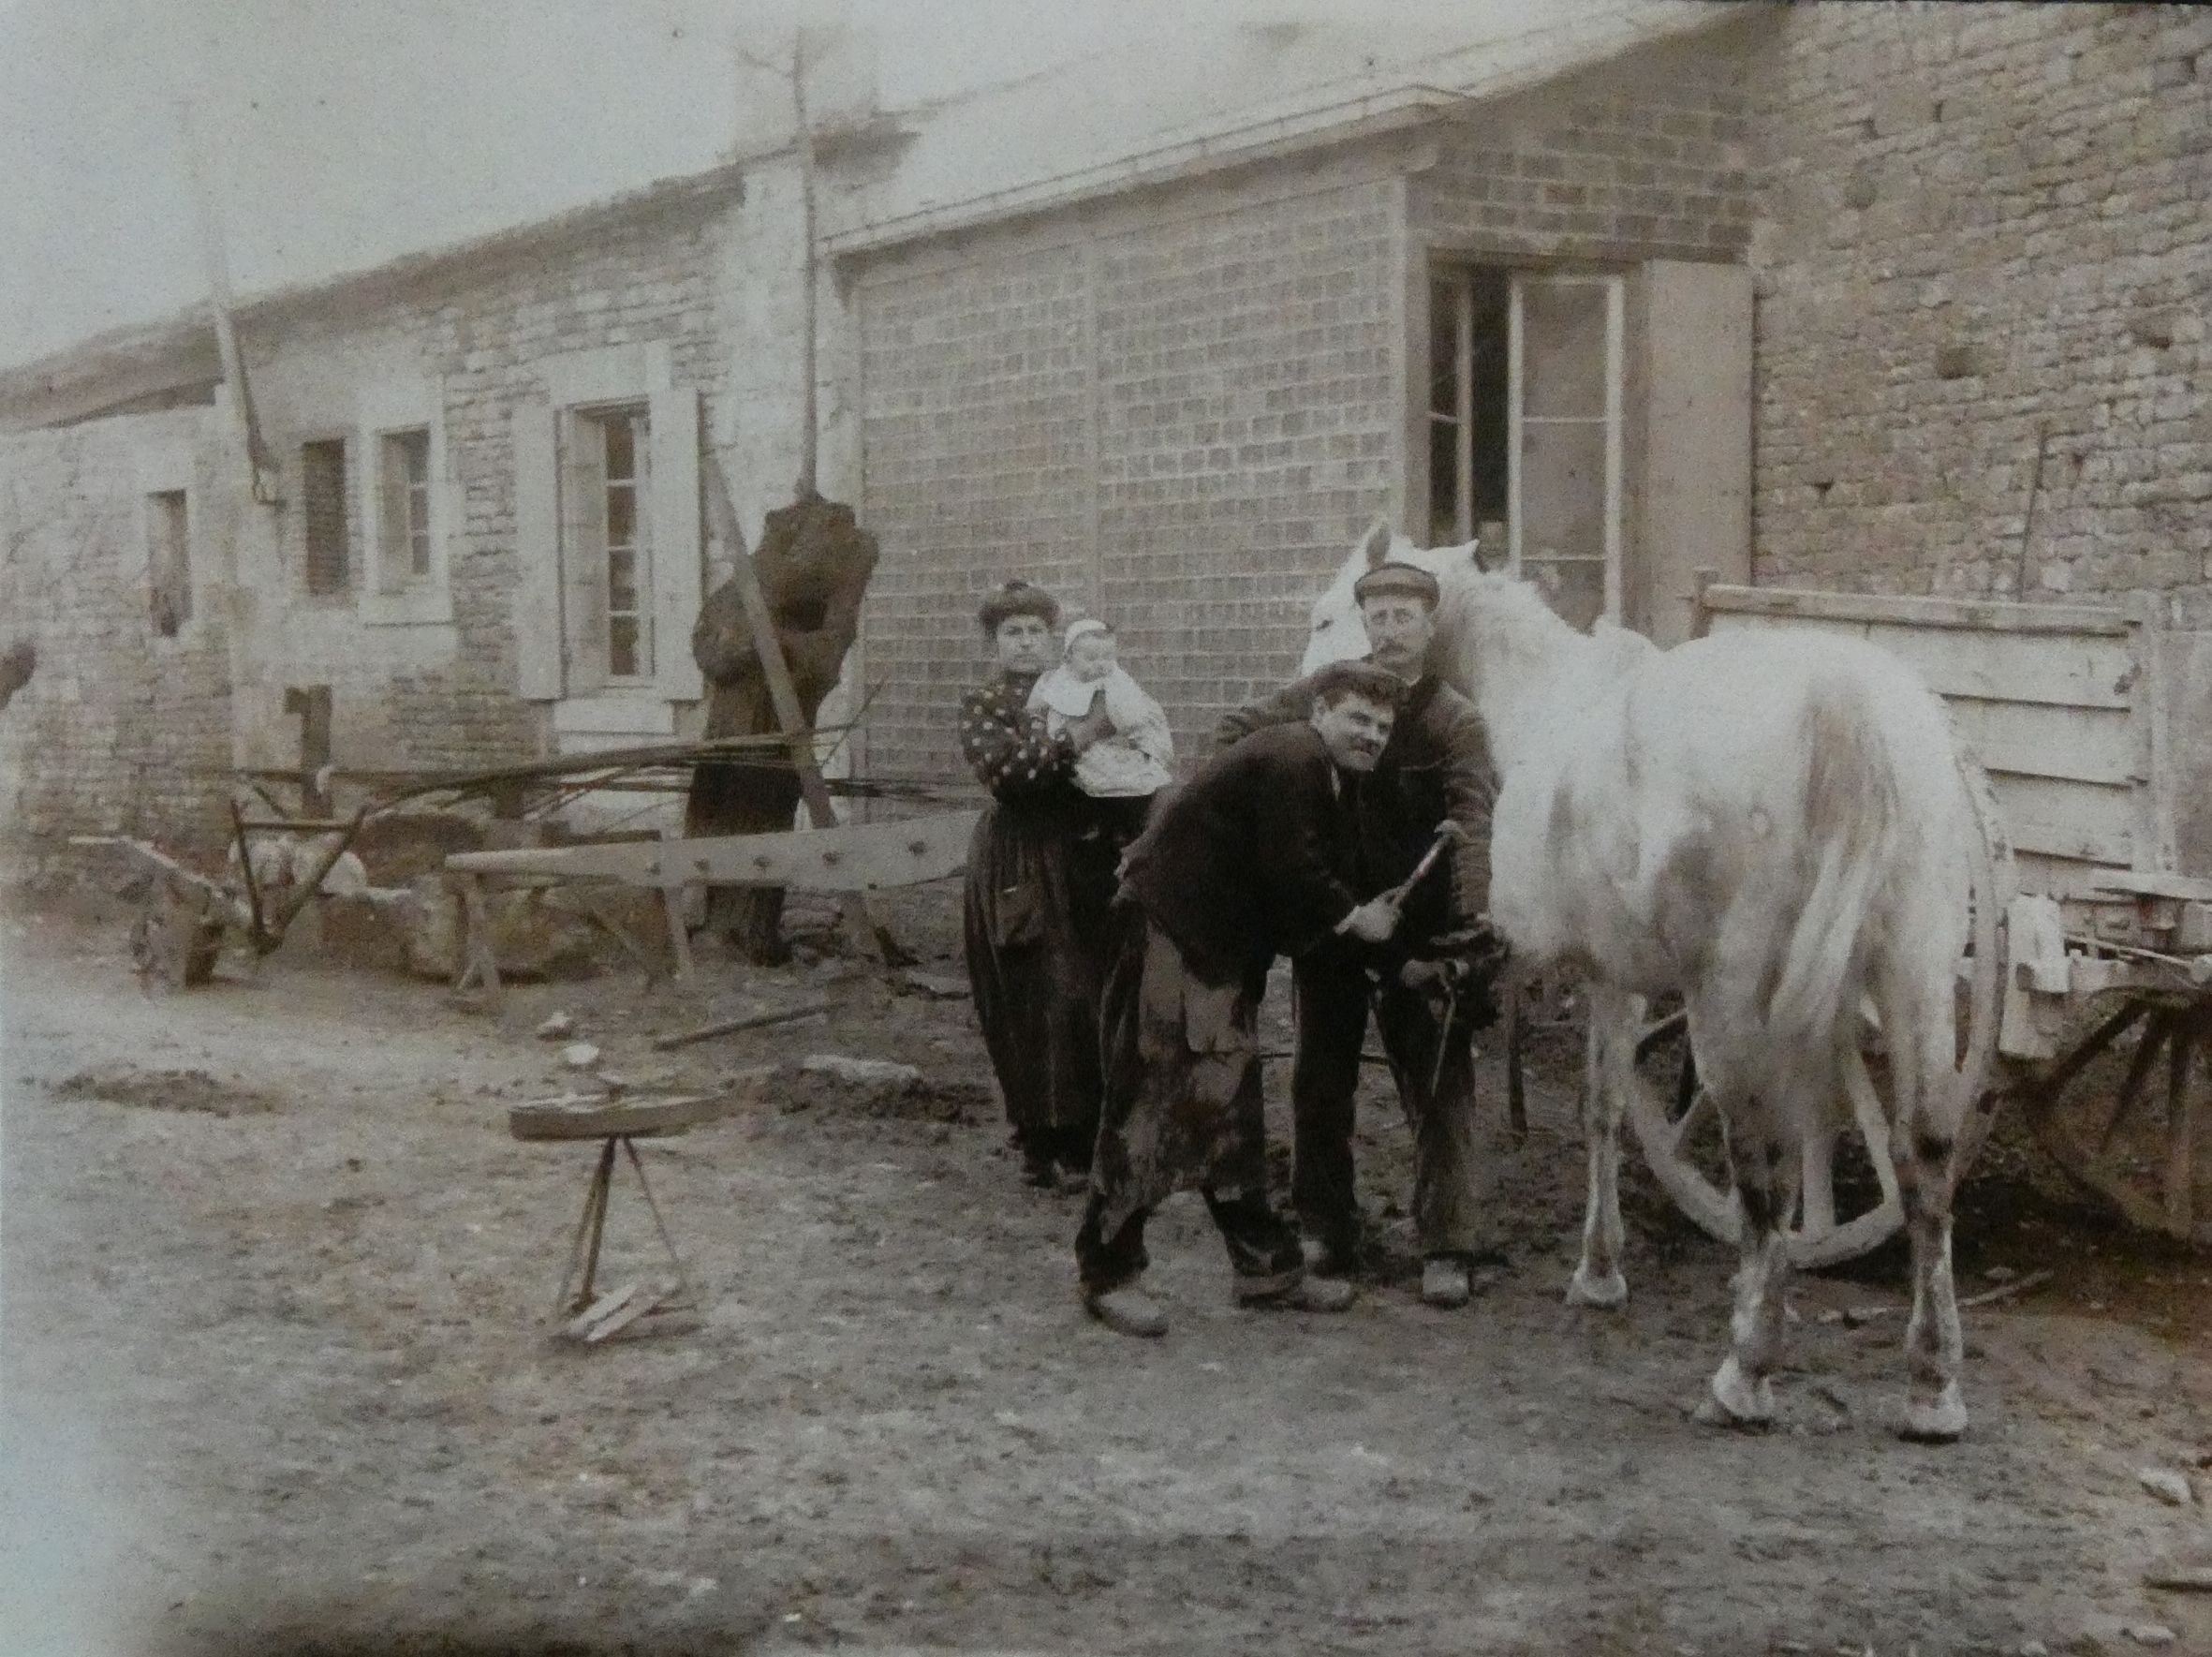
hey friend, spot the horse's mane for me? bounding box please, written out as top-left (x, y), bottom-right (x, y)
top-left (1388, 537), bottom-right (1596, 707)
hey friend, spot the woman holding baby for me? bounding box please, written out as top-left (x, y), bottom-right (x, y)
top-left (958, 581), bottom-right (1172, 1191)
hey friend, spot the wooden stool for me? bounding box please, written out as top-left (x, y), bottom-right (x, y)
top-left (508, 1092), bottom-right (736, 1342)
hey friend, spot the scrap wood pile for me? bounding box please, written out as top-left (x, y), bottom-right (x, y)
top-left (72, 729), bottom-right (965, 993)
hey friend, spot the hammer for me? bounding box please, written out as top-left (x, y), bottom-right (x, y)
top-left (1377, 819), bottom-right (1470, 913)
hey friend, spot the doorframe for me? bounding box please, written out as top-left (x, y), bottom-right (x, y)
top-left (1404, 243), bottom-right (1635, 612)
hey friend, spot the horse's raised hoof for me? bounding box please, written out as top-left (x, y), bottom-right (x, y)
top-left (1564, 1265), bottom-right (1629, 1309)
top-left (1895, 1384), bottom-right (1968, 1443)
top-left (1693, 1355), bottom-right (1775, 1430)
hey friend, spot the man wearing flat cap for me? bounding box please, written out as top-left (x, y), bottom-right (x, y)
top-left (1217, 552), bottom-right (1501, 1310)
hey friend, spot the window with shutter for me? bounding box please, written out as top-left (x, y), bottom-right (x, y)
top-left (301, 438), bottom-right (349, 595)
top-left (559, 404), bottom-right (656, 688)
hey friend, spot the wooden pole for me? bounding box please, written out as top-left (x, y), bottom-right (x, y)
top-left (791, 29), bottom-right (820, 502)
top-left (700, 449), bottom-right (892, 962)
top-left (178, 98), bottom-right (281, 505)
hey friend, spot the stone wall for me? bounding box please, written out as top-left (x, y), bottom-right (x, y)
top-left (241, 193), bottom-right (733, 777)
top-left (1748, 3), bottom-right (2212, 614)
top-left (0, 409), bottom-right (235, 853)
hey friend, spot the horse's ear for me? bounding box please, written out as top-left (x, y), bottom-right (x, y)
top-left (1359, 518), bottom-right (1394, 570)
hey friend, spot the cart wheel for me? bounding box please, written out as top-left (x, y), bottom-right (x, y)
top-left (2020, 998), bottom-right (2210, 1246)
top-left (131, 877), bottom-right (225, 990)
top-left (1625, 971), bottom-right (2005, 1269)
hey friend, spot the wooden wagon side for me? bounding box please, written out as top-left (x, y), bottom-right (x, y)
top-left (1699, 582), bottom-right (2212, 1245)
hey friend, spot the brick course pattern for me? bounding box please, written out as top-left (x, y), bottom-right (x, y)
top-left (1746, 4), bottom-right (2212, 615)
top-left (855, 167), bottom-right (1405, 787)
top-left (1413, 37), bottom-right (1756, 262)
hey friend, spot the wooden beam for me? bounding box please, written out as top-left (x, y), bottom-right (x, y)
top-left (700, 448), bottom-right (894, 957)
top-left (449, 810), bottom-right (979, 893)
top-left (1699, 584), bottom-right (2130, 638)
top-left (179, 99), bottom-right (281, 504)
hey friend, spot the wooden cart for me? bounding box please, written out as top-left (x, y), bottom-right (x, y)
top-left (1621, 583), bottom-right (2212, 1262)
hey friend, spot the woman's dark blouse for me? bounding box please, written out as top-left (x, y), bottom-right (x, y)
top-left (959, 673), bottom-right (1080, 801)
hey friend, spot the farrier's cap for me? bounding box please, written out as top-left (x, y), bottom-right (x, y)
top-left (1352, 561), bottom-right (1441, 607)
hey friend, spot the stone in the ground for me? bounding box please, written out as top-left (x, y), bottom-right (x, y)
top-left (899, 969), bottom-right (971, 999)
top-left (2124, 1625), bottom-right (2176, 1648)
top-left (2138, 1468), bottom-right (2194, 1506)
top-left (799, 1054), bottom-right (922, 1089)
top-left (562, 1043), bottom-right (602, 1070)
top-left (537, 1011), bottom-right (575, 1040)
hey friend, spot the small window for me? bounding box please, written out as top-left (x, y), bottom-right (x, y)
top-left (1428, 268), bottom-right (1510, 550)
top-left (566, 404), bottom-right (655, 681)
top-left (147, 489), bottom-right (190, 636)
top-left (301, 438), bottom-right (348, 595)
top-left (377, 428), bottom-right (432, 582)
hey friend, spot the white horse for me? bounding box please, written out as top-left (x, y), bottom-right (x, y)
top-left (1302, 524), bottom-right (2003, 1440)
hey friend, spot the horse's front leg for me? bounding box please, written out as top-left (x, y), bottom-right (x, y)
top-left (1696, 1100), bottom-right (1792, 1429)
top-left (1566, 983), bottom-right (1637, 1309)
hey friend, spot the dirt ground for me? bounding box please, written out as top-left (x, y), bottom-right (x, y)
top-left (4, 883), bottom-right (2210, 1657)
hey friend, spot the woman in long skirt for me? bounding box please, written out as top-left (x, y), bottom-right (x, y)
top-left (959, 581), bottom-right (1124, 1190)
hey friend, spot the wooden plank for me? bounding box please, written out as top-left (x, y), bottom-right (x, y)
top-left (1859, 623), bottom-right (2134, 711)
top-left (1641, 262), bottom-right (1750, 648)
top-left (2090, 869), bottom-right (2212, 902)
top-left (1699, 584), bottom-right (2130, 637)
top-left (650, 387), bottom-right (704, 703)
top-left (1944, 697), bottom-right (2139, 788)
top-left (1992, 773), bottom-right (2137, 866)
top-left (652, 1002), bottom-right (830, 1051)
top-left (512, 401), bottom-right (565, 700)
top-left (449, 809), bottom-right (981, 892)
top-left (509, 1092), bottom-right (736, 1141)
top-left (2130, 594), bottom-right (2181, 875)
top-left (1706, 602), bottom-right (2136, 708)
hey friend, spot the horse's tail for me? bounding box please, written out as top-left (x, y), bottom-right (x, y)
top-left (1767, 677), bottom-right (1901, 1051)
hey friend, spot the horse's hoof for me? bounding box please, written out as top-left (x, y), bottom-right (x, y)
top-left (1564, 1266), bottom-right (1629, 1309)
top-left (1694, 1355), bottom-right (1775, 1430)
top-left (1895, 1384), bottom-right (1968, 1443)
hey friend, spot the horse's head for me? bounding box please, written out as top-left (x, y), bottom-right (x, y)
top-left (1297, 519), bottom-right (1484, 678)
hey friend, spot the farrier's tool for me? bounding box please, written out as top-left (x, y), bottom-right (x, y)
top-left (1378, 819), bottom-right (1470, 912)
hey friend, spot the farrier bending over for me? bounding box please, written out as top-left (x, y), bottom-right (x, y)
top-left (1076, 660), bottom-right (1410, 1339)
top-left (1217, 560), bottom-right (1503, 1310)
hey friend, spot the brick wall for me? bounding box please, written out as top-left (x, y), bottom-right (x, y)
top-left (1412, 32), bottom-right (1757, 262)
top-left (854, 152), bottom-right (1409, 785)
top-left (1747, 3), bottom-right (2212, 614)
top-left (0, 410), bottom-right (235, 856)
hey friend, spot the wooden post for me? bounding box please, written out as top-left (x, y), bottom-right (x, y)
top-left (1690, 567), bottom-right (1721, 640)
top-left (452, 873), bottom-right (503, 1005)
top-left (179, 99), bottom-right (281, 505)
top-left (657, 827), bottom-right (695, 979)
top-left (700, 451), bottom-right (892, 962)
top-left (791, 28), bottom-right (820, 503)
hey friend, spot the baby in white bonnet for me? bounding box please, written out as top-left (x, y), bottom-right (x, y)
top-left (1026, 618), bottom-right (1174, 804)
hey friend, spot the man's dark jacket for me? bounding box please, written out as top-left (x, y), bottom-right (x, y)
top-left (1215, 671), bottom-right (1496, 954)
top-left (1119, 723), bottom-right (1364, 987)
